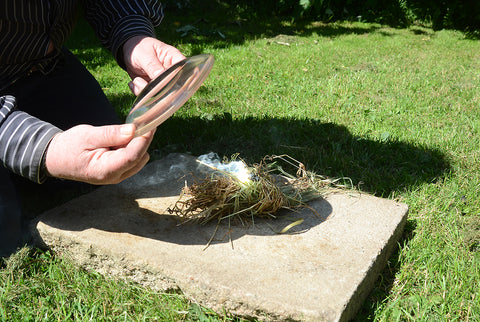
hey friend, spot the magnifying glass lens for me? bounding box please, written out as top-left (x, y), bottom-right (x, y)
top-left (126, 54), bottom-right (215, 137)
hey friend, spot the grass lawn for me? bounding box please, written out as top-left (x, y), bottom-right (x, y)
top-left (2, 2), bottom-right (480, 321)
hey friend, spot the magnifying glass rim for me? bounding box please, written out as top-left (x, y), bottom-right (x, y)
top-left (125, 53), bottom-right (214, 136)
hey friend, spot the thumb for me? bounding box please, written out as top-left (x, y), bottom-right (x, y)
top-left (91, 124), bottom-right (136, 148)
top-left (129, 77), bottom-right (149, 96)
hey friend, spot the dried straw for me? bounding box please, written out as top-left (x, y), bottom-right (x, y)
top-left (168, 155), bottom-right (346, 225)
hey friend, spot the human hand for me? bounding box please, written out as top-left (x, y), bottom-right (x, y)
top-left (44, 124), bottom-right (154, 185)
top-left (123, 36), bottom-right (186, 95)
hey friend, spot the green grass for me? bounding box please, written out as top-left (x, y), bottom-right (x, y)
top-left (0, 248), bottom-right (223, 321)
top-left (2, 2), bottom-right (480, 320)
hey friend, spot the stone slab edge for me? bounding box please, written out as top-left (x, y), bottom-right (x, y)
top-left (32, 195), bottom-right (408, 322)
top-left (339, 205), bottom-right (407, 321)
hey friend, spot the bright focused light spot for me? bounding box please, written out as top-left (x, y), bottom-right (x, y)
top-left (197, 152), bottom-right (252, 183)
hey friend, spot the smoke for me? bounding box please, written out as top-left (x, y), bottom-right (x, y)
top-left (196, 152), bottom-right (252, 183)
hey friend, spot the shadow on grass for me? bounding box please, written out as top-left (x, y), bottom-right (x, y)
top-left (151, 113), bottom-right (450, 197)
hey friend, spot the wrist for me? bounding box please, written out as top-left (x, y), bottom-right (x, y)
top-left (39, 131), bottom-right (62, 182)
top-left (122, 35), bottom-right (147, 68)
top-left (43, 132), bottom-right (62, 179)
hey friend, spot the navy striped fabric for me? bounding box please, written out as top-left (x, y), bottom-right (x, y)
top-left (0, 0), bottom-right (164, 183)
top-left (0, 95), bottom-right (61, 183)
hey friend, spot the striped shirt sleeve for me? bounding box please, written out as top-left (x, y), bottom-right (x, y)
top-left (83, 0), bottom-right (164, 69)
top-left (0, 95), bottom-right (62, 183)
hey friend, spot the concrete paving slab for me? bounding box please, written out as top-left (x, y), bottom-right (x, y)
top-left (31, 153), bottom-right (408, 322)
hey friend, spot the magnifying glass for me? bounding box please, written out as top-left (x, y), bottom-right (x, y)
top-left (125, 54), bottom-right (215, 137)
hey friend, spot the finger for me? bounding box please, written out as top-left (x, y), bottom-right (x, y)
top-left (129, 77), bottom-right (149, 96)
top-left (145, 47), bottom-right (185, 80)
top-left (140, 57), bottom-right (166, 82)
top-left (168, 51), bottom-right (186, 66)
top-left (113, 133), bottom-right (153, 169)
top-left (155, 46), bottom-right (186, 70)
top-left (118, 151), bottom-right (150, 182)
top-left (116, 129), bottom-right (155, 175)
top-left (90, 134), bottom-right (152, 184)
top-left (139, 128), bottom-right (156, 143)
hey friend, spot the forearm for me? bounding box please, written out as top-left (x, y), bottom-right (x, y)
top-left (0, 95), bottom-right (62, 183)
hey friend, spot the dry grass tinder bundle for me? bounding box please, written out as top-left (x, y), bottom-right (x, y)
top-left (168, 154), bottom-right (344, 224)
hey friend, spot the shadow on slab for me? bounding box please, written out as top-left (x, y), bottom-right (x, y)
top-left (100, 196), bottom-right (332, 246)
top-left (32, 153), bottom-right (332, 246)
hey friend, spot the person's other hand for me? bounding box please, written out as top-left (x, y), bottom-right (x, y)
top-left (44, 124), bottom-right (154, 185)
top-left (123, 36), bottom-right (185, 95)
